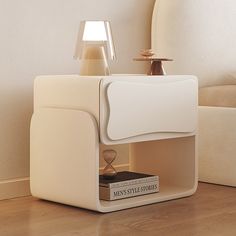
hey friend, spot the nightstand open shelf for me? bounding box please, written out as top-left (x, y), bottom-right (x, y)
top-left (30, 75), bottom-right (198, 212)
top-left (99, 135), bottom-right (196, 212)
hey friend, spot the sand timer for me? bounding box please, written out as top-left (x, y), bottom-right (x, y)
top-left (102, 149), bottom-right (117, 179)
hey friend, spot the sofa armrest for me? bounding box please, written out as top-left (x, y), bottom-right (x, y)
top-left (199, 85), bottom-right (236, 108)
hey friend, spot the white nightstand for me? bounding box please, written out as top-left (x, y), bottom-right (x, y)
top-left (30, 75), bottom-right (198, 212)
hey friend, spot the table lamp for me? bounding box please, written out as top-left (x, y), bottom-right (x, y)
top-left (74, 21), bottom-right (116, 76)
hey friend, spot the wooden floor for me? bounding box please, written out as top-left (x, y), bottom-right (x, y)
top-left (0, 183), bottom-right (235, 236)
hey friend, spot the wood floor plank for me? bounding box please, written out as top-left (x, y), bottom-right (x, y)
top-left (0, 183), bottom-right (235, 236)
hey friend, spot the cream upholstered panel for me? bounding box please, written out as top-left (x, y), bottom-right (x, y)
top-left (152, 0), bottom-right (236, 87)
top-left (198, 106), bottom-right (236, 187)
top-left (31, 108), bottom-right (100, 211)
top-left (198, 85), bottom-right (236, 187)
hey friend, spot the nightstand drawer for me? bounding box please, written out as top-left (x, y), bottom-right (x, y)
top-left (100, 76), bottom-right (198, 144)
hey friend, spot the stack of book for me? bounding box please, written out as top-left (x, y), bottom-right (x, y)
top-left (99, 171), bottom-right (159, 201)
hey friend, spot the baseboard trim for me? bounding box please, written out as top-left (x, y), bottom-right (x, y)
top-left (0, 177), bottom-right (31, 200)
top-left (0, 164), bottom-right (130, 200)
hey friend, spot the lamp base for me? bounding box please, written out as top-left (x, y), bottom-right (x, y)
top-left (80, 46), bottom-right (110, 76)
top-left (80, 59), bottom-right (110, 76)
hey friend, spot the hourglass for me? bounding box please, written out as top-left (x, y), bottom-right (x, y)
top-left (102, 149), bottom-right (117, 179)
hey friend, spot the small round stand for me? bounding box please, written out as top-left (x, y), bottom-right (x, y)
top-left (133, 58), bottom-right (173, 75)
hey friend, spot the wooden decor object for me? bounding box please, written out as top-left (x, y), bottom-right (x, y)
top-left (134, 49), bottom-right (173, 75)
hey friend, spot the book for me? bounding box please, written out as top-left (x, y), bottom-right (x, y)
top-left (99, 171), bottom-right (159, 201)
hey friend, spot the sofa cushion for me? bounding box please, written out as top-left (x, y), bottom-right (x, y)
top-left (199, 85), bottom-right (236, 108)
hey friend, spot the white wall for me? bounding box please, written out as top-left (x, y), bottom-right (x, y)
top-left (0, 0), bottom-right (155, 199)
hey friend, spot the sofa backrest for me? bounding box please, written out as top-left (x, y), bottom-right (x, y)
top-left (152, 0), bottom-right (236, 87)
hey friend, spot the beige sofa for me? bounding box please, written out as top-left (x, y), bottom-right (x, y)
top-left (198, 85), bottom-right (236, 186)
top-left (152, 0), bottom-right (236, 187)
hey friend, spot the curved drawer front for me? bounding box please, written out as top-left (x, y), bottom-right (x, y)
top-left (106, 79), bottom-right (197, 141)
